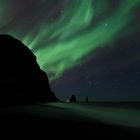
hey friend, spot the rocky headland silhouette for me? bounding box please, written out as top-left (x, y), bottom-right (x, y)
top-left (0, 34), bottom-right (59, 104)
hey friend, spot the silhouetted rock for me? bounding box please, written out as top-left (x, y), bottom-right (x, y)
top-left (86, 96), bottom-right (88, 103)
top-left (0, 34), bottom-right (59, 104)
top-left (69, 94), bottom-right (77, 102)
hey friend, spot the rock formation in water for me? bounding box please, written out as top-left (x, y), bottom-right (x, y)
top-left (69, 94), bottom-right (77, 102)
top-left (86, 96), bottom-right (88, 103)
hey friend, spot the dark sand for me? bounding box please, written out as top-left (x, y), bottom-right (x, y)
top-left (0, 102), bottom-right (140, 138)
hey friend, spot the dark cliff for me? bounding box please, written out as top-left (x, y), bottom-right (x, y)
top-left (0, 34), bottom-right (59, 104)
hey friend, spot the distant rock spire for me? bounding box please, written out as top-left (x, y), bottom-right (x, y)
top-left (69, 94), bottom-right (77, 102)
top-left (86, 96), bottom-right (88, 103)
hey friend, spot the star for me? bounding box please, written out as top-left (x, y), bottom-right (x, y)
top-left (88, 81), bottom-right (93, 86)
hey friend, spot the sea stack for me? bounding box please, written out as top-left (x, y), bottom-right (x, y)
top-left (69, 94), bottom-right (77, 102)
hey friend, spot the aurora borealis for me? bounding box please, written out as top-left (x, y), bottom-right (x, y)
top-left (0, 0), bottom-right (140, 101)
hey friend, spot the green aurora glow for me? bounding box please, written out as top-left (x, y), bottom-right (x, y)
top-left (0, 0), bottom-right (140, 80)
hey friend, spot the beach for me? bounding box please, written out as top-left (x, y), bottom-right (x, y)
top-left (0, 102), bottom-right (140, 138)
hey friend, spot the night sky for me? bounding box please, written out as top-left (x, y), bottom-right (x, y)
top-left (0, 0), bottom-right (140, 101)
